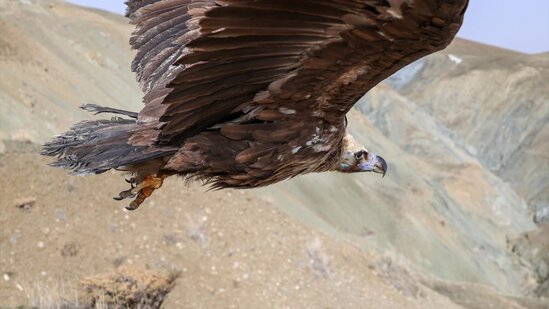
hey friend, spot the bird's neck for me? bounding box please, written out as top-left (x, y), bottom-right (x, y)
top-left (329, 134), bottom-right (363, 172)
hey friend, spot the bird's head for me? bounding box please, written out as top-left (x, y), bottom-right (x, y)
top-left (337, 134), bottom-right (387, 177)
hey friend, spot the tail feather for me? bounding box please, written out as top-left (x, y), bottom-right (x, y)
top-left (81, 103), bottom-right (138, 119)
top-left (42, 107), bottom-right (175, 175)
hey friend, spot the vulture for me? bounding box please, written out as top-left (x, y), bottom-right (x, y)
top-left (42, 0), bottom-right (468, 210)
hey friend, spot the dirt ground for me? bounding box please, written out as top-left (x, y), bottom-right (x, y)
top-left (0, 152), bottom-right (468, 308)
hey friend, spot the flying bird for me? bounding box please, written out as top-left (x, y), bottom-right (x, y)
top-left (42, 0), bottom-right (468, 210)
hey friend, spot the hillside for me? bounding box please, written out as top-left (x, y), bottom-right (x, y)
top-left (256, 89), bottom-right (537, 294)
top-left (2, 153), bottom-right (470, 308)
top-left (0, 0), bottom-right (140, 143)
top-left (386, 38), bottom-right (549, 224)
top-left (0, 0), bottom-right (547, 307)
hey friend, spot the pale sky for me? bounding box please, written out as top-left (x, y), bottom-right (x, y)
top-left (67, 0), bottom-right (549, 54)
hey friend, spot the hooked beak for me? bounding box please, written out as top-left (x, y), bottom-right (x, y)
top-left (372, 155), bottom-right (388, 178)
top-left (357, 153), bottom-right (388, 177)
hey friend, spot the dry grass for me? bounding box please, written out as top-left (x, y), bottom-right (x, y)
top-left (185, 214), bottom-right (208, 247)
top-left (23, 279), bottom-right (79, 309)
top-left (373, 255), bottom-right (423, 298)
top-left (78, 267), bottom-right (179, 309)
top-left (21, 268), bottom-right (178, 309)
top-left (305, 238), bottom-right (331, 278)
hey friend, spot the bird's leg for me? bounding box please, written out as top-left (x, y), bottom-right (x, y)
top-left (127, 174), bottom-right (166, 211)
top-left (113, 174), bottom-right (166, 211)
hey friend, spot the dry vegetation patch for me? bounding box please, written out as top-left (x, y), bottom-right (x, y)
top-left (78, 267), bottom-right (179, 309)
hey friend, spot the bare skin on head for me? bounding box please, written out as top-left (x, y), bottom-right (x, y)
top-left (338, 135), bottom-right (387, 176)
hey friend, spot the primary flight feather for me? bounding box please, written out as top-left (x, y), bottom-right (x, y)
top-left (42, 0), bottom-right (468, 210)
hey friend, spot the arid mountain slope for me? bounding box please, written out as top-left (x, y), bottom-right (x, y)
top-left (257, 93), bottom-right (536, 294)
top-left (2, 153), bottom-right (475, 308)
top-left (387, 39), bottom-right (549, 224)
top-left (0, 0), bottom-right (140, 143)
top-left (0, 0), bottom-right (546, 305)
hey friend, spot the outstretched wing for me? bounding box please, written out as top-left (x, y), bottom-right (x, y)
top-left (126, 0), bottom-right (468, 143)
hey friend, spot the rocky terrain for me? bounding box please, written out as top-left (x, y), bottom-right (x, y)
top-left (386, 39), bottom-right (549, 225)
top-left (0, 0), bottom-right (547, 308)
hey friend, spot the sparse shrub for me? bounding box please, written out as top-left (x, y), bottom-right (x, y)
top-left (78, 267), bottom-right (179, 309)
top-left (23, 268), bottom-right (178, 309)
top-left (186, 214), bottom-right (208, 247)
top-left (23, 279), bottom-right (79, 309)
top-left (374, 256), bottom-right (421, 298)
top-left (306, 238), bottom-right (331, 278)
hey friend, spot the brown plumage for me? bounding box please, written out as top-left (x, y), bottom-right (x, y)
top-left (42, 0), bottom-right (468, 210)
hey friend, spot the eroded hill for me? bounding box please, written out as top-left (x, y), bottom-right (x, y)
top-left (0, 0), bottom-right (547, 307)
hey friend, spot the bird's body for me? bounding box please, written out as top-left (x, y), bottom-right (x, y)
top-left (42, 0), bottom-right (468, 209)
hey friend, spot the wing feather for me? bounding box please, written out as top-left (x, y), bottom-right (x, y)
top-left (125, 0), bottom-right (468, 145)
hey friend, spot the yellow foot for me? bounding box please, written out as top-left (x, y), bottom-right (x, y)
top-left (114, 174), bottom-right (166, 211)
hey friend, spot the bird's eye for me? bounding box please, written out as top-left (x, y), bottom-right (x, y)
top-left (354, 151), bottom-right (364, 160)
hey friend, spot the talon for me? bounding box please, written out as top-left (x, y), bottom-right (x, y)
top-left (119, 174), bottom-right (166, 211)
top-left (113, 189), bottom-right (137, 201)
top-left (125, 177), bottom-right (137, 188)
top-left (126, 187), bottom-right (154, 210)
top-left (126, 203), bottom-right (139, 211)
